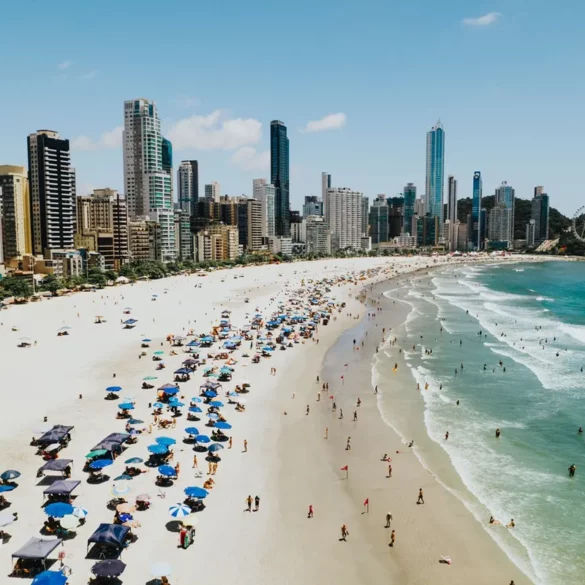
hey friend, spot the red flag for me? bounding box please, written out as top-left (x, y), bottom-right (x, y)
top-left (340, 465), bottom-right (348, 471)
top-left (363, 498), bottom-right (369, 506)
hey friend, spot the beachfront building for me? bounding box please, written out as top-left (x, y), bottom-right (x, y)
top-left (417, 214), bottom-right (439, 247)
top-left (253, 179), bottom-right (276, 238)
top-left (196, 224), bottom-right (238, 262)
top-left (290, 217), bottom-right (306, 244)
top-left (526, 219), bottom-right (536, 247)
top-left (174, 209), bottom-right (194, 260)
top-left (403, 183), bottom-right (416, 236)
top-left (495, 181), bottom-right (515, 243)
top-left (531, 186), bottom-right (550, 243)
top-left (204, 182), bottom-right (221, 202)
top-left (469, 171), bottom-right (483, 250)
top-left (447, 176), bottom-right (457, 224)
top-left (302, 195), bottom-right (322, 218)
top-left (237, 198), bottom-right (263, 252)
top-left (271, 120), bottom-right (290, 236)
top-left (425, 121), bottom-right (445, 222)
top-left (128, 218), bottom-right (158, 261)
top-left (123, 98), bottom-right (175, 258)
top-left (305, 216), bottom-right (331, 255)
top-left (177, 160), bottom-right (199, 216)
top-left (267, 236), bottom-right (293, 256)
top-left (27, 130), bottom-right (75, 257)
top-left (488, 204), bottom-right (512, 247)
top-left (325, 187), bottom-right (363, 251)
top-left (0, 166), bottom-right (32, 262)
top-left (75, 188), bottom-right (129, 270)
top-left (369, 195), bottom-right (390, 245)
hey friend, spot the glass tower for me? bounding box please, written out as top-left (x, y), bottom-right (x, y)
top-left (425, 121), bottom-right (445, 222)
top-left (270, 120), bottom-right (290, 237)
top-left (403, 183), bottom-right (416, 235)
top-left (495, 181), bottom-right (515, 242)
top-left (471, 171), bottom-right (482, 249)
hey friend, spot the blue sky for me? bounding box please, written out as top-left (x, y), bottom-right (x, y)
top-left (1, 0), bottom-right (583, 215)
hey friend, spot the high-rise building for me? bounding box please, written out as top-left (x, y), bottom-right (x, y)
top-left (177, 160), bottom-right (199, 215)
top-left (174, 209), bottom-right (194, 260)
top-left (196, 224), bottom-right (238, 262)
top-left (447, 176), bottom-right (457, 224)
top-left (403, 183), bottom-right (416, 236)
top-left (270, 120), bottom-right (290, 236)
top-left (488, 204), bottom-right (512, 246)
top-left (361, 196), bottom-right (369, 237)
top-left (75, 188), bottom-right (129, 270)
top-left (302, 195), bottom-right (323, 218)
top-left (253, 179), bottom-right (276, 237)
top-left (0, 165), bottom-right (32, 261)
top-left (494, 181), bottom-right (515, 243)
top-left (128, 219), bottom-right (153, 261)
top-left (305, 216), bottom-right (331, 255)
top-left (415, 196), bottom-right (425, 218)
top-left (204, 182), bottom-right (221, 202)
top-left (470, 171), bottom-right (483, 250)
top-left (526, 219), bottom-right (536, 247)
top-left (325, 188), bottom-right (363, 251)
top-left (28, 130), bottom-right (74, 256)
top-left (321, 172), bottom-right (331, 217)
top-left (237, 198), bottom-right (263, 252)
top-left (417, 215), bottom-right (439, 247)
top-left (162, 138), bottom-right (173, 173)
top-left (425, 121), bottom-right (445, 222)
top-left (531, 187), bottom-right (550, 243)
top-left (369, 195), bottom-right (390, 244)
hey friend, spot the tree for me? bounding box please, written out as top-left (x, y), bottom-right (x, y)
top-left (39, 275), bottom-right (62, 295)
top-left (88, 272), bottom-right (107, 288)
top-left (0, 278), bottom-right (33, 299)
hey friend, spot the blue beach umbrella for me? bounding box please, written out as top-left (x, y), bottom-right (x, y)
top-left (114, 474), bottom-right (133, 481)
top-left (128, 418), bottom-right (144, 425)
top-left (148, 444), bottom-right (168, 455)
top-left (168, 503), bottom-right (191, 518)
top-left (184, 486), bottom-right (208, 499)
top-left (89, 459), bottom-right (113, 470)
top-left (262, 346), bottom-right (274, 352)
top-left (0, 470), bottom-right (20, 481)
top-left (125, 457), bottom-right (144, 464)
top-left (208, 443), bottom-right (224, 452)
top-left (184, 427), bottom-right (199, 435)
top-left (0, 485), bottom-right (15, 493)
top-left (153, 402), bottom-right (164, 409)
top-left (174, 368), bottom-right (191, 375)
top-left (142, 339), bottom-right (152, 343)
top-left (156, 437), bottom-right (176, 446)
top-left (32, 571), bottom-right (68, 585)
top-left (118, 403), bottom-right (135, 410)
top-left (190, 397), bottom-right (202, 403)
top-left (209, 401), bottom-right (224, 407)
top-left (207, 413), bottom-right (219, 421)
top-left (214, 421), bottom-right (232, 430)
top-left (163, 387), bottom-right (179, 395)
top-left (169, 401), bottom-right (185, 408)
top-left (195, 435), bottom-right (211, 444)
top-left (106, 386), bottom-right (122, 393)
top-left (158, 465), bottom-right (175, 477)
top-left (119, 513), bottom-right (133, 523)
top-left (44, 502), bottom-right (74, 518)
top-left (189, 406), bottom-right (202, 413)
top-left (203, 390), bottom-right (217, 398)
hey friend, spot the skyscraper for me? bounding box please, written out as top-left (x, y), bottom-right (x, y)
top-left (204, 182), bottom-right (220, 202)
top-left (252, 179), bottom-right (276, 238)
top-left (471, 171), bottom-right (482, 250)
top-left (270, 120), bottom-right (290, 236)
top-left (369, 195), bottom-right (389, 244)
top-left (0, 165), bottom-right (31, 261)
top-left (425, 121), bottom-right (445, 221)
top-left (321, 172), bottom-right (331, 216)
top-left (302, 196), bottom-right (322, 218)
top-left (494, 181), bottom-right (515, 243)
top-left (177, 160), bottom-right (199, 215)
top-left (403, 183), bottom-right (416, 236)
top-left (123, 99), bottom-right (174, 260)
top-left (447, 176), bottom-right (457, 224)
top-left (27, 130), bottom-right (75, 256)
top-left (531, 187), bottom-right (550, 243)
top-left (325, 188), bottom-right (363, 251)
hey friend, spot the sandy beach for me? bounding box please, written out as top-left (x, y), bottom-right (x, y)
top-left (0, 255), bottom-right (539, 585)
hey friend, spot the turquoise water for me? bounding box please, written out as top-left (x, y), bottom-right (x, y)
top-left (385, 261), bottom-right (585, 585)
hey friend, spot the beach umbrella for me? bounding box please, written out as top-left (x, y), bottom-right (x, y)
top-left (0, 484), bottom-right (16, 493)
top-left (0, 470), bottom-right (20, 481)
top-left (262, 346), bottom-right (274, 352)
top-left (168, 503), bottom-right (191, 518)
top-left (122, 396), bottom-right (136, 404)
top-left (45, 502), bottom-right (74, 518)
top-left (125, 457), bottom-right (144, 464)
top-left (203, 390), bottom-right (217, 398)
top-left (111, 484), bottom-right (132, 497)
top-left (174, 368), bottom-right (191, 375)
top-left (114, 474), bottom-right (133, 481)
top-left (153, 402), bottom-right (164, 409)
top-left (208, 443), bottom-right (224, 452)
top-left (31, 571), bottom-right (67, 585)
top-left (59, 515), bottom-right (79, 530)
top-left (85, 449), bottom-right (108, 459)
top-left (118, 402), bottom-right (135, 410)
top-left (119, 513), bottom-right (133, 523)
top-left (158, 465), bottom-right (175, 477)
top-left (189, 406), bottom-right (202, 413)
top-left (156, 437), bottom-right (176, 446)
top-left (190, 397), bottom-right (202, 403)
top-left (147, 444), bottom-right (168, 454)
top-left (136, 493), bottom-right (151, 502)
top-left (89, 459), bottom-right (113, 470)
top-left (207, 413), bottom-right (219, 421)
top-left (106, 386), bottom-right (122, 393)
top-left (142, 339), bottom-right (152, 343)
top-left (72, 507), bottom-right (88, 519)
top-left (91, 559), bottom-right (127, 578)
top-left (151, 562), bottom-right (172, 578)
top-left (214, 421), bottom-right (232, 430)
top-left (209, 400), bottom-right (224, 407)
top-left (0, 511), bottom-right (16, 527)
top-left (196, 435), bottom-right (211, 444)
top-left (184, 427), bottom-right (199, 435)
top-left (154, 351), bottom-right (165, 355)
top-left (169, 401), bottom-right (185, 408)
top-left (143, 376), bottom-right (157, 381)
top-left (128, 418), bottom-right (144, 425)
top-left (162, 387), bottom-right (179, 395)
top-left (184, 486), bottom-right (208, 499)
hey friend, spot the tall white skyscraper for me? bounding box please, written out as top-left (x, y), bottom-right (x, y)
top-left (321, 172), bottom-right (331, 217)
top-left (252, 179), bottom-right (275, 237)
top-left (204, 182), bottom-right (221, 202)
top-left (123, 98), bottom-right (175, 260)
top-left (425, 121), bottom-right (445, 221)
top-left (325, 187), bottom-right (363, 251)
top-left (177, 161), bottom-right (198, 215)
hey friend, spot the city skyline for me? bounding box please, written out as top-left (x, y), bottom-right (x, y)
top-left (0, 2), bottom-right (582, 216)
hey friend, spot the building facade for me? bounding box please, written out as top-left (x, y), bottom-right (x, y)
top-left (196, 224), bottom-right (238, 262)
top-left (531, 187), bottom-right (550, 243)
top-left (252, 179), bottom-right (276, 238)
top-left (0, 165), bottom-right (32, 261)
top-left (302, 195), bottom-right (323, 218)
top-left (270, 120), bottom-right (290, 236)
top-left (177, 160), bottom-right (199, 215)
top-left (174, 210), bottom-right (194, 260)
top-left (495, 181), bottom-right (515, 243)
top-left (447, 176), bottom-right (457, 224)
top-left (488, 204), bottom-right (512, 246)
top-left (369, 195), bottom-right (389, 244)
top-left (204, 182), bottom-right (220, 202)
top-left (471, 171), bottom-right (483, 250)
top-left (425, 121), bottom-right (445, 222)
top-left (403, 183), bottom-right (416, 236)
top-left (237, 198), bottom-right (263, 252)
top-left (325, 188), bottom-right (363, 251)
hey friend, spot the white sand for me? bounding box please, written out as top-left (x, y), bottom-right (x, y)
top-left (0, 256), bottom-right (538, 584)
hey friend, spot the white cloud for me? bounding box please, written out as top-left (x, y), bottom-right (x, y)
top-left (58, 60), bottom-right (72, 70)
top-left (71, 126), bottom-right (123, 151)
top-left (82, 70), bottom-right (98, 80)
top-left (231, 147), bottom-right (270, 171)
top-left (170, 95), bottom-right (200, 108)
top-left (167, 110), bottom-right (262, 150)
top-left (462, 12), bottom-right (501, 27)
top-left (302, 113), bottom-right (347, 133)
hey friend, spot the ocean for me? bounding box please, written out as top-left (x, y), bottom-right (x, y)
top-left (374, 261), bottom-right (585, 585)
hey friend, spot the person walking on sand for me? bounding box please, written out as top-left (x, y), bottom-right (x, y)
top-left (243, 439), bottom-right (248, 452)
top-left (389, 529), bottom-right (396, 547)
top-left (229, 437), bottom-right (233, 449)
top-left (341, 524), bottom-right (349, 541)
top-left (353, 411), bottom-right (358, 421)
top-left (254, 495), bottom-right (260, 511)
top-left (346, 437), bottom-right (351, 450)
top-left (385, 512), bottom-right (392, 528)
top-left (246, 495), bottom-right (252, 512)
top-left (308, 505), bottom-right (314, 518)
top-left (306, 405), bottom-right (310, 415)
top-left (387, 464), bottom-right (392, 478)
top-left (192, 455), bottom-right (198, 469)
top-left (417, 488), bottom-right (424, 504)
top-left (339, 409), bottom-right (343, 420)
top-left (325, 427), bottom-right (328, 439)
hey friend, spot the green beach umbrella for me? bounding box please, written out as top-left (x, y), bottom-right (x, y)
top-left (85, 449), bottom-right (108, 459)
top-left (143, 376), bottom-right (158, 381)
top-left (154, 351), bottom-right (165, 356)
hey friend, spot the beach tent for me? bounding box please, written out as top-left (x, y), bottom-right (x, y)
top-left (37, 460), bottom-right (73, 476)
top-left (87, 524), bottom-right (130, 551)
top-left (43, 480), bottom-right (81, 497)
top-left (31, 571), bottom-right (68, 585)
top-left (91, 433), bottom-right (130, 452)
top-left (12, 537), bottom-right (63, 569)
top-left (37, 426), bottom-right (73, 445)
